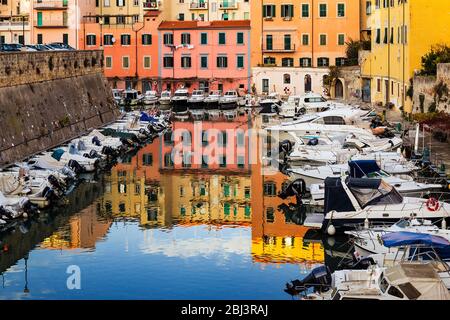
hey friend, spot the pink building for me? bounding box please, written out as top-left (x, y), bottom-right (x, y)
top-left (158, 20), bottom-right (251, 94)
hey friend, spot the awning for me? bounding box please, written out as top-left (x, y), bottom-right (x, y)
top-left (382, 232), bottom-right (450, 248)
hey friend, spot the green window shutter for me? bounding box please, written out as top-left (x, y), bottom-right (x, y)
top-left (237, 55), bottom-right (244, 68)
top-left (219, 33), bottom-right (226, 45)
top-left (237, 32), bottom-right (244, 44)
top-left (224, 203), bottom-right (230, 216)
top-left (224, 184), bottom-right (230, 197)
top-left (245, 205), bottom-right (251, 217)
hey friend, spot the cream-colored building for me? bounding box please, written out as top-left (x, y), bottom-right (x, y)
top-left (0, 0), bottom-right (30, 44)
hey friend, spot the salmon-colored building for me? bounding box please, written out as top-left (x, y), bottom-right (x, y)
top-left (158, 20), bottom-right (251, 94)
top-left (30, 0), bottom-right (96, 48)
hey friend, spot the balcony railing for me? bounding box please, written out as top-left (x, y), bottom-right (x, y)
top-left (143, 0), bottom-right (159, 10)
top-left (262, 44), bottom-right (296, 53)
top-left (35, 20), bottom-right (68, 28)
top-left (190, 2), bottom-right (208, 10)
top-left (219, 1), bottom-right (238, 9)
top-left (33, 0), bottom-right (69, 9)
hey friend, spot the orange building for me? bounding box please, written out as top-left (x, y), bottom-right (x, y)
top-left (80, 9), bottom-right (161, 92)
top-left (30, 0), bottom-right (96, 48)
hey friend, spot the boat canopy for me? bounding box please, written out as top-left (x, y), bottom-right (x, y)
top-left (324, 177), bottom-right (403, 212)
top-left (382, 232), bottom-right (450, 249)
top-left (140, 112), bottom-right (158, 123)
top-left (347, 178), bottom-right (403, 208)
top-left (51, 149), bottom-right (65, 161)
top-left (348, 160), bottom-right (381, 178)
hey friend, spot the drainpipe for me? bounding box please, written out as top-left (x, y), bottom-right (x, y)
top-left (311, 0), bottom-right (314, 67)
top-left (133, 19), bottom-right (145, 90)
top-left (387, 1), bottom-right (391, 107)
top-left (402, 0), bottom-right (405, 111)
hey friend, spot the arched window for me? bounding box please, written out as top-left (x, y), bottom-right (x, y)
top-left (304, 74), bottom-right (312, 92)
top-left (283, 73), bottom-right (291, 84)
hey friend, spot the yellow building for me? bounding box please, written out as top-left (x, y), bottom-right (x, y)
top-left (361, 0), bottom-right (450, 113)
top-left (0, 0), bottom-right (30, 44)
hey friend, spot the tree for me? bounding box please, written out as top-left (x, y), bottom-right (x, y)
top-left (323, 66), bottom-right (341, 91)
top-left (420, 44), bottom-right (450, 76)
top-left (345, 39), bottom-right (371, 66)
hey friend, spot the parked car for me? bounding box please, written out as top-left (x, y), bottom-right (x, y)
top-left (0, 43), bottom-right (23, 52)
top-left (47, 43), bottom-right (75, 51)
top-left (26, 44), bottom-right (53, 51)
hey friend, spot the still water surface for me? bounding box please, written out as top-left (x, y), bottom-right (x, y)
top-left (0, 117), bottom-right (346, 299)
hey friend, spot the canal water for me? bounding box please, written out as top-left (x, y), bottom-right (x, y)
top-left (0, 116), bottom-right (349, 300)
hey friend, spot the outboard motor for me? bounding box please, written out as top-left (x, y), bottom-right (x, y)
top-left (340, 252), bottom-right (376, 270)
top-left (307, 138), bottom-right (319, 146)
top-left (68, 159), bottom-right (84, 175)
top-left (48, 174), bottom-right (65, 194)
top-left (92, 136), bottom-right (102, 147)
top-left (285, 265), bottom-right (332, 296)
top-left (279, 140), bottom-right (293, 155)
top-left (42, 186), bottom-right (58, 202)
top-left (0, 206), bottom-right (17, 220)
top-left (61, 166), bottom-right (77, 180)
top-left (279, 179), bottom-right (307, 200)
top-left (101, 146), bottom-right (116, 157)
top-left (21, 200), bottom-right (39, 215)
top-left (77, 140), bottom-right (87, 151)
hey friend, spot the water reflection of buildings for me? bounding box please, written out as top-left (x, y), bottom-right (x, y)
top-left (250, 116), bottom-right (324, 264)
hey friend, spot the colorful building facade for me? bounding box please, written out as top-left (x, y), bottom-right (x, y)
top-left (158, 20), bottom-right (251, 93)
top-left (361, 0), bottom-right (450, 113)
top-left (0, 0), bottom-right (30, 44)
top-left (250, 0), bottom-right (361, 96)
top-left (30, 0), bottom-right (96, 48)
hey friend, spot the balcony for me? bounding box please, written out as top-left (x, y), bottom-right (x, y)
top-left (33, 0), bottom-right (69, 10)
top-left (262, 44), bottom-right (296, 53)
top-left (143, 0), bottom-right (159, 10)
top-left (35, 20), bottom-right (68, 28)
top-left (219, 1), bottom-right (238, 10)
top-left (190, 1), bottom-right (208, 10)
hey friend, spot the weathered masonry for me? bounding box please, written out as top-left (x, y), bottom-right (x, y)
top-left (0, 50), bottom-right (117, 167)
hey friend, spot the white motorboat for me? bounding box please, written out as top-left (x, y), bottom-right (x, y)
top-left (346, 218), bottom-right (450, 256)
top-left (278, 92), bottom-right (353, 118)
top-left (143, 90), bottom-right (158, 105)
top-left (188, 90), bottom-right (206, 109)
top-left (204, 90), bottom-right (222, 110)
top-left (112, 89), bottom-right (123, 105)
top-left (290, 106), bottom-right (374, 127)
top-left (259, 92), bottom-right (283, 113)
top-left (32, 149), bottom-right (98, 173)
top-left (321, 177), bottom-right (450, 233)
top-left (294, 263), bottom-right (450, 300)
top-left (171, 88), bottom-right (189, 116)
top-left (158, 90), bottom-right (172, 110)
top-left (219, 90), bottom-right (240, 110)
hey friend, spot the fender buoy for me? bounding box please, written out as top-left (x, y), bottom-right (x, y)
top-left (426, 197), bottom-right (440, 211)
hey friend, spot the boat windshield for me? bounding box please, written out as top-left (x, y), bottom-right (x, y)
top-left (394, 219), bottom-right (409, 228)
top-left (347, 178), bottom-right (403, 208)
top-left (379, 273), bottom-right (389, 293)
top-left (365, 170), bottom-right (390, 178)
top-left (305, 97), bottom-right (326, 103)
top-left (173, 105), bottom-right (188, 112)
top-left (225, 91), bottom-right (236, 96)
top-left (193, 91), bottom-right (203, 95)
top-left (174, 92), bottom-right (187, 97)
top-left (210, 91), bottom-right (221, 96)
top-left (161, 92), bottom-right (170, 97)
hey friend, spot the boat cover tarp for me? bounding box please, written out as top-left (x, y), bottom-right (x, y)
top-left (140, 112), bottom-right (158, 123)
top-left (348, 160), bottom-right (382, 178)
top-left (324, 177), bottom-right (356, 213)
top-left (51, 149), bottom-right (65, 161)
top-left (386, 263), bottom-right (450, 300)
top-left (347, 178), bottom-right (403, 208)
top-left (382, 232), bottom-right (450, 248)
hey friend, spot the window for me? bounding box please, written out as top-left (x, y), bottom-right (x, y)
top-left (62, 34), bottom-right (68, 45)
top-left (116, 15), bottom-right (125, 24)
top-left (164, 153), bottom-right (173, 167)
top-left (143, 56), bottom-right (151, 68)
top-left (122, 56), bottom-right (129, 68)
top-left (281, 4), bottom-right (294, 18)
top-left (284, 34), bottom-right (291, 50)
top-left (266, 34), bottom-right (273, 50)
top-left (384, 27), bottom-right (388, 44)
top-left (218, 32), bottom-right (226, 45)
top-left (217, 56), bottom-right (228, 68)
top-left (264, 182), bottom-right (277, 196)
top-left (219, 155), bottom-right (227, 168)
top-left (377, 79), bottom-right (381, 92)
top-left (105, 56), bottom-right (112, 68)
top-left (300, 57), bottom-right (312, 67)
top-left (142, 34), bottom-right (152, 45)
top-left (104, 34), bottom-right (113, 45)
top-left (121, 34), bottom-right (131, 45)
top-left (375, 29), bottom-right (381, 44)
top-left (37, 34), bottom-right (43, 44)
top-left (181, 33), bottom-right (191, 45)
top-left (86, 34), bottom-right (96, 46)
top-left (163, 55), bottom-right (173, 68)
top-left (200, 32), bottom-right (208, 45)
top-left (302, 34), bottom-right (309, 45)
top-left (181, 56), bottom-right (191, 68)
top-left (237, 32), bottom-right (244, 44)
top-left (366, 1), bottom-right (372, 15)
top-left (301, 4), bottom-right (310, 17)
top-left (283, 73), bottom-right (291, 84)
top-left (263, 5), bottom-right (276, 18)
top-left (336, 57), bottom-right (346, 66)
top-left (237, 131), bottom-right (245, 146)
top-left (317, 57), bottom-right (329, 67)
top-left (178, 13), bottom-right (185, 21)
top-left (319, 34), bottom-right (327, 46)
top-left (319, 3), bottom-right (327, 17)
top-left (237, 55), bottom-right (244, 68)
top-left (200, 55), bottom-right (208, 68)
top-left (224, 203), bottom-right (231, 215)
top-left (266, 207), bottom-right (275, 223)
top-left (263, 56), bottom-right (275, 65)
top-left (262, 79), bottom-right (269, 93)
top-left (218, 131), bottom-right (227, 146)
top-left (282, 58), bottom-right (294, 67)
top-left (142, 153), bottom-right (153, 166)
top-left (338, 34), bottom-right (345, 46)
top-left (163, 33), bottom-right (173, 45)
top-left (337, 3), bottom-right (345, 17)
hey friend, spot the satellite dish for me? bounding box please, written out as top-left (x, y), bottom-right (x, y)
top-left (111, 37), bottom-right (116, 43)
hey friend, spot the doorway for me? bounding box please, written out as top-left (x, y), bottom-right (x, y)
top-left (334, 79), bottom-right (344, 99)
